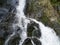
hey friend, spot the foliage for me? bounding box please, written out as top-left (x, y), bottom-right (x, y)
top-left (50, 0), bottom-right (60, 6)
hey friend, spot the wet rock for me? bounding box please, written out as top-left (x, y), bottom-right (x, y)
top-left (32, 30), bottom-right (41, 38)
top-left (27, 21), bottom-right (40, 37)
top-left (32, 38), bottom-right (41, 45)
top-left (22, 38), bottom-right (33, 45)
top-left (27, 23), bottom-right (35, 37)
top-left (8, 36), bottom-right (20, 45)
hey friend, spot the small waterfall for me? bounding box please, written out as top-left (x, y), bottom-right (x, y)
top-left (30, 18), bottom-right (60, 45)
top-left (4, 0), bottom-right (60, 45)
top-left (15, 0), bottom-right (30, 45)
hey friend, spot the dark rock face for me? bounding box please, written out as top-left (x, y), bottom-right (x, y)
top-left (27, 21), bottom-right (41, 45)
top-left (0, 37), bottom-right (5, 45)
top-left (32, 30), bottom-right (41, 38)
top-left (32, 38), bottom-right (41, 45)
top-left (0, 0), bottom-right (18, 13)
top-left (22, 38), bottom-right (33, 45)
top-left (0, 0), bottom-right (18, 45)
top-left (0, 0), bottom-right (7, 6)
top-left (27, 23), bottom-right (35, 37)
top-left (27, 21), bottom-right (41, 38)
top-left (8, 35), bottom-right (20, 45)
top-left (0, 0), bottom-right (18, 34)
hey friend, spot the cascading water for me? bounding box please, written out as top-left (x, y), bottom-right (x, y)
top-left (4, 0), bottom-right (60, 45)
top-left (16, 0), bottom-right (30, 45)
top-left (30, 18), bottom-right (60, 45)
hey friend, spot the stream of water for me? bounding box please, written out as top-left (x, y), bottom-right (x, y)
top-left (4, 0), bottom-right (60, 45)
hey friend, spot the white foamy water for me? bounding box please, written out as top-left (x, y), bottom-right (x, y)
top-left (4, 0), bottom-right (60, 45)
top-left (16, 0), bottom-right (30, 45)
top-left (30, 18), bottom-right (60, 45)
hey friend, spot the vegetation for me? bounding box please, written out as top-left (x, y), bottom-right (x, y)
top-left (50, 0), bottom-right (60, 6)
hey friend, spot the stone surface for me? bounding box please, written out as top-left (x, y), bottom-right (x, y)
top-left (32, 38), bottom-right (41, 45)
top-left (27, 21), bottom-right (41, 37)
top-left (22, 38), bottom-right (33, 45)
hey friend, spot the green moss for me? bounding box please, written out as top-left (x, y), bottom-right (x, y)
top-left (50, 0), bottom-right (60, 6)
top-left (27, 0), bottom-right (35, 14)
top-left (57, 18), bottom-right (60, 25)
top-left (41, 15), bottom-right (49, 24)
top-left (27, 25), bottom-right (34, 37)
top-left (40, 14), bottom-right (54, 28)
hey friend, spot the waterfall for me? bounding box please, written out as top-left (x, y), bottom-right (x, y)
top-left (15, 0), bottom-right (30, 45)
top-left (30, 18), bottom-right (60, 45)
top-left (4, 0), bottom-right (60, 45)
